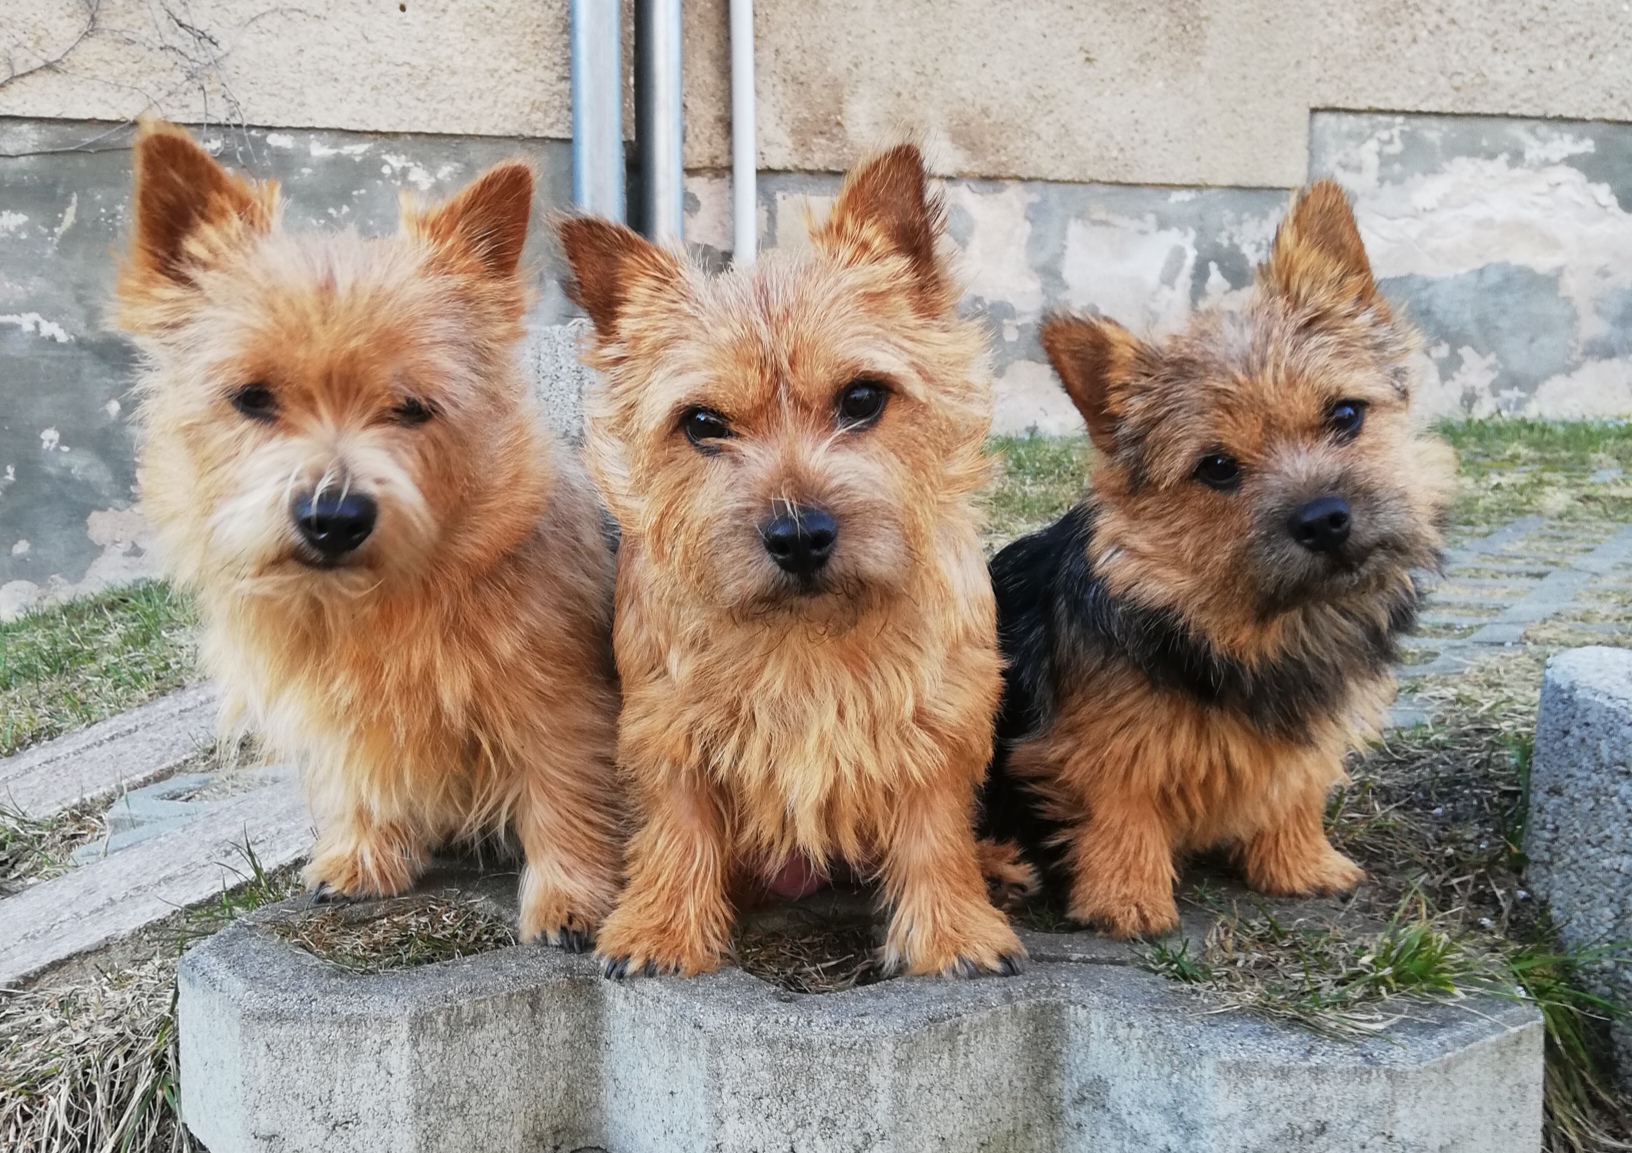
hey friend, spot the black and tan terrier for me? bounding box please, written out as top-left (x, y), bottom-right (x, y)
top-left (981, 181), bottom-right (1456, 937)
top-left (557, 144), bottom-right (1027, 977)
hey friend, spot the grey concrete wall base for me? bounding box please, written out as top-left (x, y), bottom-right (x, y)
top-left (1527, 645), bottom-right (1632, 1092)
top-left (179, 908), bottom-right (1542, 1153)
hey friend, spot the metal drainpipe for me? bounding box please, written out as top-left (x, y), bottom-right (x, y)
top-left (570, 0), bottom-right (625, 220)
top-left (635, 0), bottom-right (685, 243)
top-left (729, 0), bottom-right (756, 265)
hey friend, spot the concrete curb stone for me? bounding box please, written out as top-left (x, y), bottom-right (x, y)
top-left (179, 897), bottom-right (1543, 1153)
top-left (1527, 645), bottom-right (1632, 1093)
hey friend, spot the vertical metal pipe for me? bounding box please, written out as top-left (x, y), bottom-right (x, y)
top-left (729, 0), bottom-right (756, 265)
top-left (571, 0), bottom-right (625, 220)
top-left (635, 0), bottom-right (684, 243)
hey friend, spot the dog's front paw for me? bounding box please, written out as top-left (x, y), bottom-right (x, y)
top-left (1068, 885), bottom-right (1180, 939)
top-left (518, 870), bottom-right (613, 952)
top-left (593, 907), bottom-right (726, 979)
top-left (885, 899), bottom-right (1027, 978)
top-left (303, 841), bottom-right (418, 901)
top-left (1250, 847), bottom-right (1366, 899)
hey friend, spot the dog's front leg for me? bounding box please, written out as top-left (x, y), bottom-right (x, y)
top-left (1240, 770), bottom-right (1365, 898)
top-left (880, 777), bottom-right (1026, 977)
top-left (594, 765), bottom-right (734, 978)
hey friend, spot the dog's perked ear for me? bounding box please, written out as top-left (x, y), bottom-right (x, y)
top-left (1261, 180), bottom-right (1388, 322)
top-left (123, 121), bottom-right (275, 292)
top-left (554, 216), bottom-right (687, 340)
top-left (811, 144), bottom-right (952, 317)
top-left (406, 161), bottom-right (535, 281)
top-left (1040, 313), bottom-right (1149, 457)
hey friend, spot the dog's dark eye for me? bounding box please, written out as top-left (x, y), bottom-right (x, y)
top-left (393, 397), bottom-right (436, 426)
top-left (229, 383), bottom-right (277, 423)
top-left (680, 406), bottom-right (733, 450)
top-left (1328, 399), bottom-right (1366, 442)
top-left (837, 379), bottom-right (888, 428)
top-left (1195, 453), bottom-right (1242, 491)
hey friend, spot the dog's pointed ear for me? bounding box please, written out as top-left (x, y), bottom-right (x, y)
top-left (554, 216), bottom-right (686, 339)
top-left (811, 144), bottom-right (952, 315)
top-left (1262, 180), bottom-right (1386, 318)
top-left (1041, 313), bottom-right (1149, 454)
top-left (407, 161), bottom-right (535, 280)
top-left (126, 120), bottom-right (274, 288)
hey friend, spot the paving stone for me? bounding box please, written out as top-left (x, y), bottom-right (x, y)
top-left (0, 684), bottom-right (218, 817)
top-left (1527, 646), bottom-right (1632, 1094)
top-left (178, 893), bottom-right (1543, 1153)
top-left (0, 766), bottom-right (309, 987)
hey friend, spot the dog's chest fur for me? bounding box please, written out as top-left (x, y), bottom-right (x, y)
top-left (618, 565), bottom-right (1000, 863)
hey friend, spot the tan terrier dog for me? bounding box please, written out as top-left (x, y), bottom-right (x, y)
top-left (557, 145), bottom-right (1026, 977)
top-left (981, 181), bottom-right (1456, 937)
top-left (116, 122), bottom-right (622, 948)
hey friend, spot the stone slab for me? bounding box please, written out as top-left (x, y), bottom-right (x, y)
top-left (1526, 645), bottom-right (1632, 1093)
top-left (0, 684), bottom-right (218, 817)
top-left (178, 892), bottom-right (1543, 1153)
top-left (0, 766), bottom-right (309, 987)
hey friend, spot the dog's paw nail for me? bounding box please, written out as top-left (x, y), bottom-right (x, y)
top-left (998, 953), bottom-right (1025, 976)
top-left (558, 928), bottom-right (592, 954)
top-left (600, 956), bottom-right (630, 980)
top-left (310, 881), bottom-right (336, 906)
top-left (641, 960), bottom-right (659, 978)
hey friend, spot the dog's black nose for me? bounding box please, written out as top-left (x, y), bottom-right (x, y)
top-left (292, 492), bottom-right (377, 559)
top-left (1288, 496), bottom-right (1352, 553)
top-left (761, 506), bottom-right (837, 576)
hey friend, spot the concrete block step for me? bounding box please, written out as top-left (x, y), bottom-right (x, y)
top-left (179, 886), bottom-right (1543, 1153)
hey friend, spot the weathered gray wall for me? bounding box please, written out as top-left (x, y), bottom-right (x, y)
top-left (1312, 112), bottom-right (1632, 419)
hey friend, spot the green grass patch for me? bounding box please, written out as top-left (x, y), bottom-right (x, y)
top-left (1436, 417), bottom-right (1632, 531)
top-left (982, 434), bottom-right (1092, 546)
top-left (0, 581), bottom-right (198, 757)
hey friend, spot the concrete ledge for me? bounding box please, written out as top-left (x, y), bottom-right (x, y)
top-left (179, 883), bottom-right (1543, 1153)
top-left (1527, 645), bottom-right (1632, 1092)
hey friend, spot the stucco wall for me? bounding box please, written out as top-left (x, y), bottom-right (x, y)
top-left (7, 1), bottom-right (1632, 186)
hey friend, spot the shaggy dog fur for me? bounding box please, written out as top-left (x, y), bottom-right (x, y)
top-left (981, 181), bottom-right (1456, 937)
top-left (116, 122), bottom-right (622, 948)
top-left (558, 145), bottom-right (1026, 977)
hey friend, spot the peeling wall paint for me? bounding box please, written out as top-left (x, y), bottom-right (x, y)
top-left (1312, 111), bottom-right (1632, 419)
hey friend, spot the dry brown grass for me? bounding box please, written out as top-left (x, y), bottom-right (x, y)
top-left (264, 895), bottom-right (516, 974)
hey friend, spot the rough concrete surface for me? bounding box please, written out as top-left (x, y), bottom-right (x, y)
top-left (0, 682), bottom-right (217, 816)
top-left (179, 887), bottom-right (1543, 1153)
top-left (6, 1), bottom-right (1632, 188)
top-left (1527, 646), bottom-right (1632, 1092)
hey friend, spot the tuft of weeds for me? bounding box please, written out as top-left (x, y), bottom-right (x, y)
top-left (734, 895), bottom-right (887, 995)
top-left (0, 582), bottom-right (198, 757)
top-left (0, 846), bottom-right (300, 1153)
top-left (265, 896), bottom-right (517, 974)
top-left (0, 806), bottom-right (104, 898)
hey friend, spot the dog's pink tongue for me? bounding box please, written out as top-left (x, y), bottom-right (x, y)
top-left (767, 855), bottom-right (827, 900)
